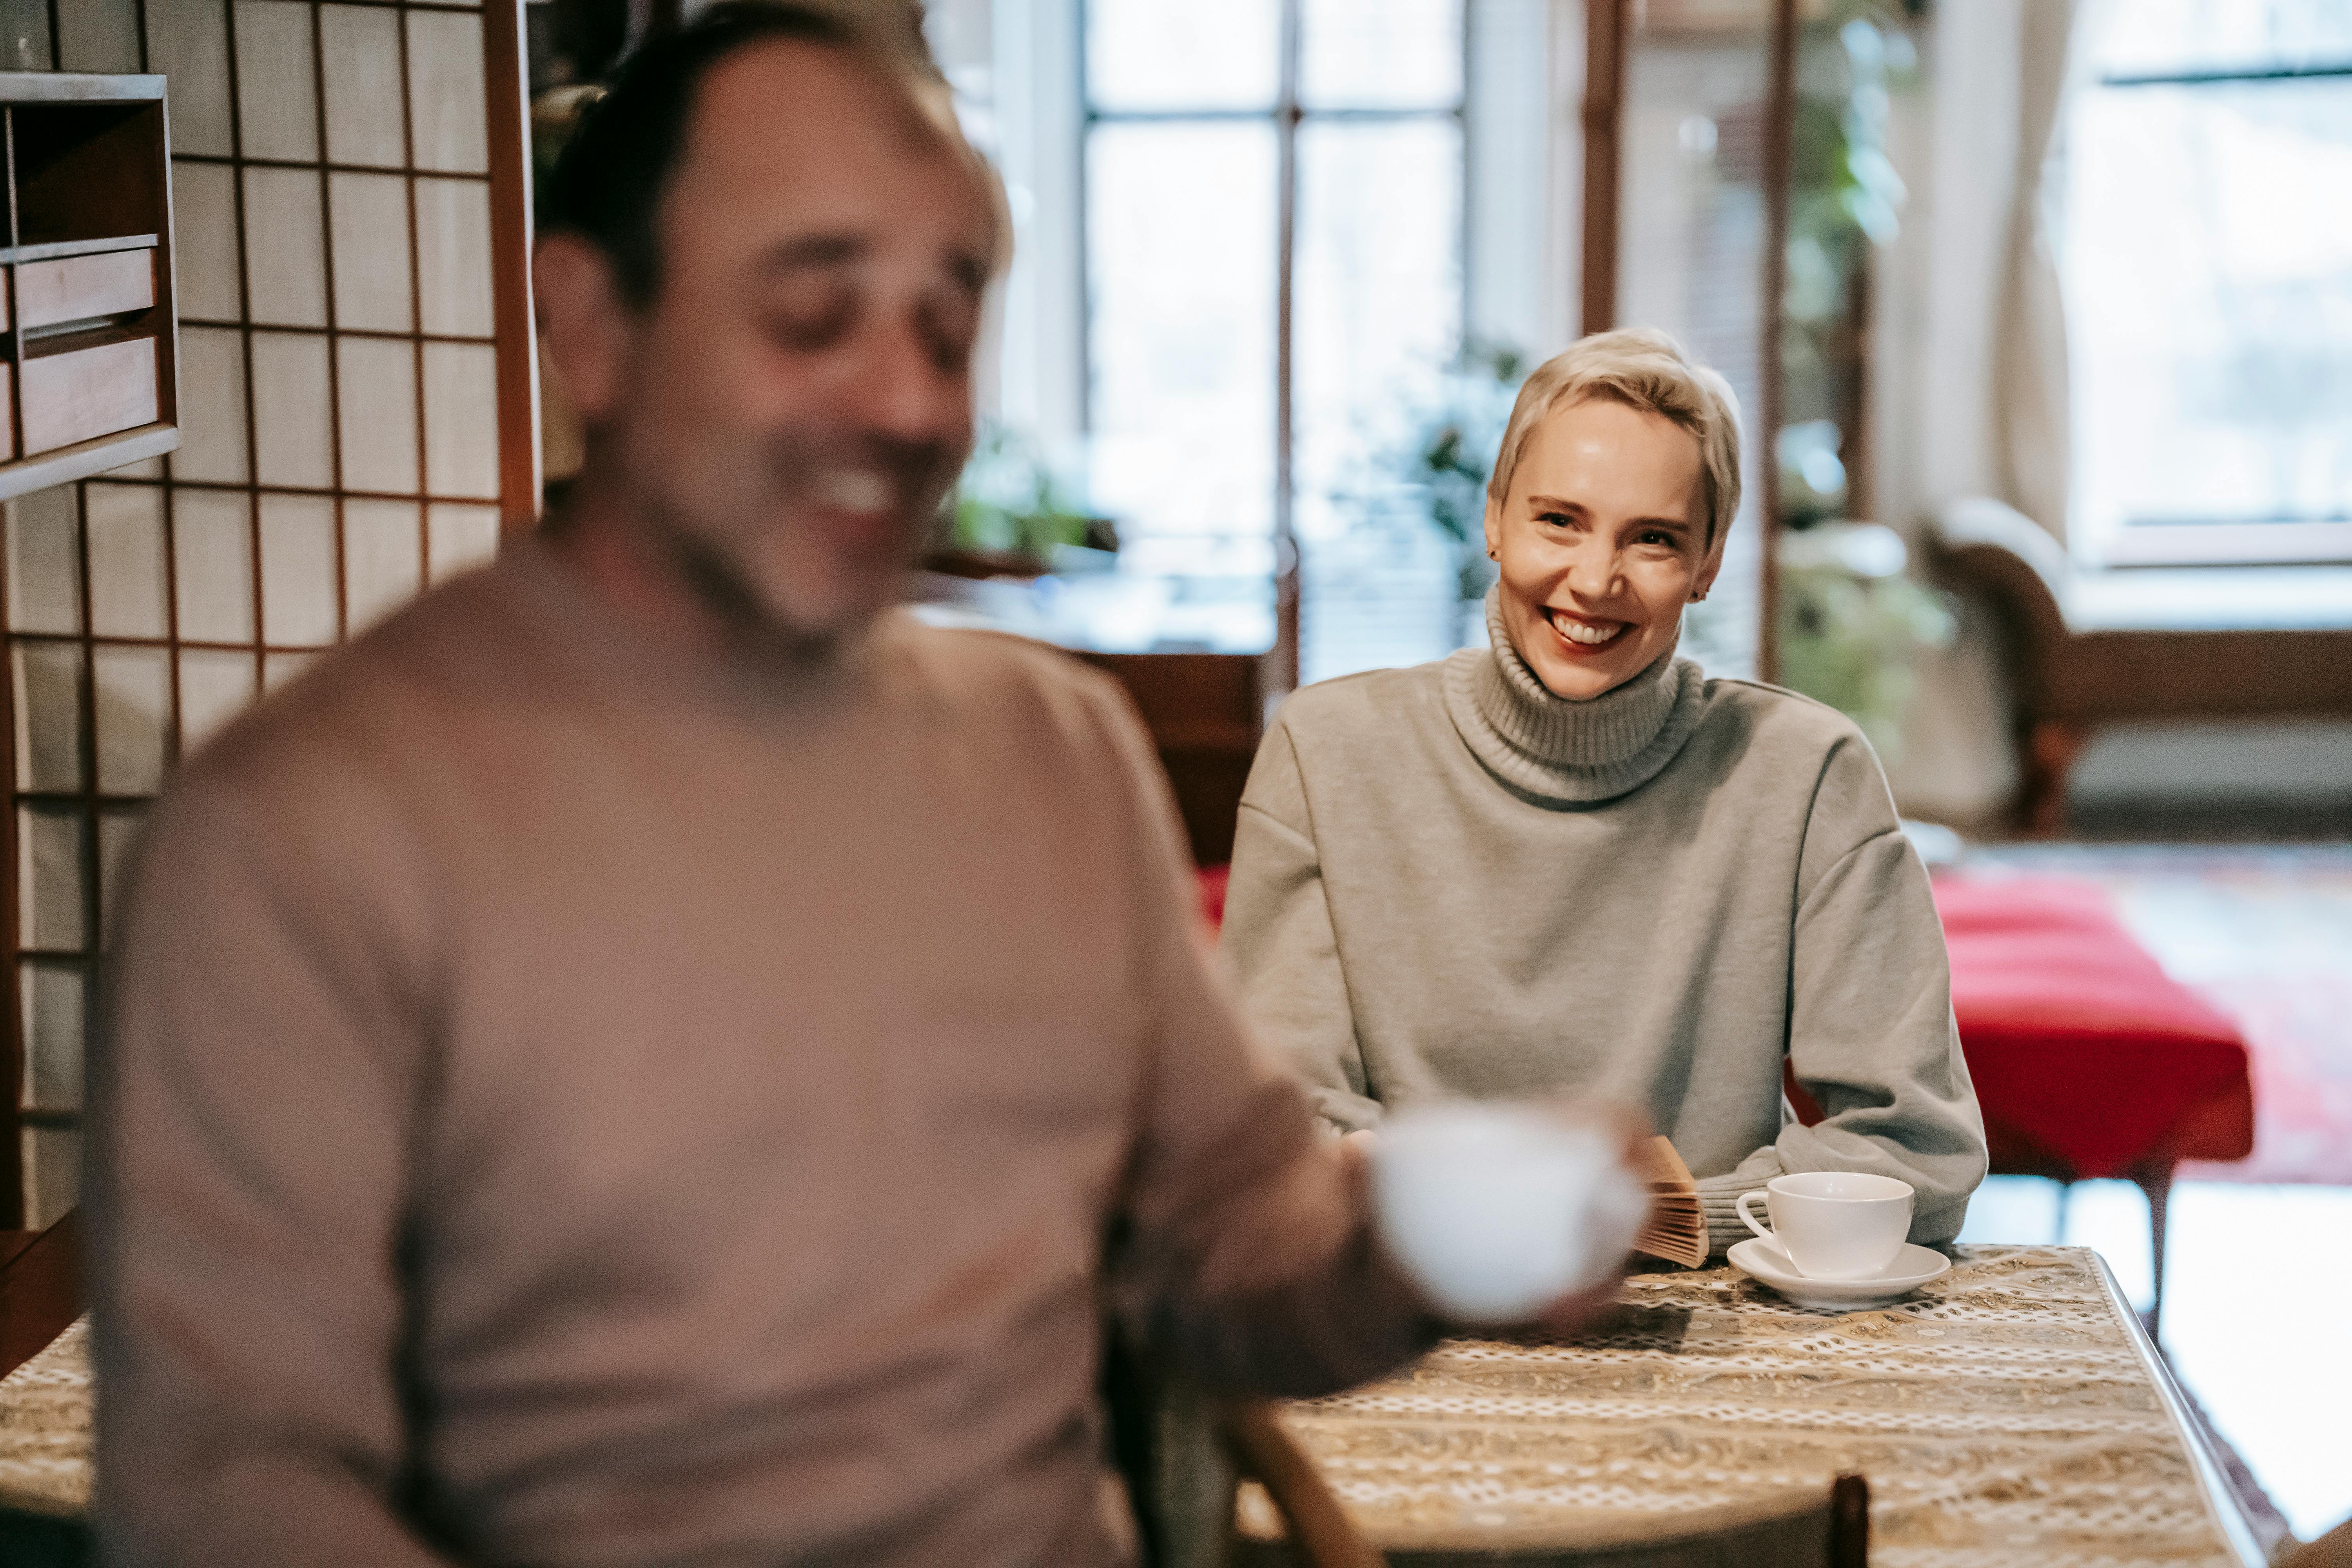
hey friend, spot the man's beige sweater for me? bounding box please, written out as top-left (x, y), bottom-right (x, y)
top-left (1221, 597), bottom-right (1987, 1258)
top-left (90, 539), bottom-right (1434, 1568)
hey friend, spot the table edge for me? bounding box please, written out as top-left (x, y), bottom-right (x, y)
top-left (2086, 1251), bottom-right (2267, 1568)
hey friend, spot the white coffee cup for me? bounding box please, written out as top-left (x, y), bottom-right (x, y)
top-left (1737, 1171), bottom-right (1914, 1279)
top-left (1371, 1102), bottom-right (1650, 1323)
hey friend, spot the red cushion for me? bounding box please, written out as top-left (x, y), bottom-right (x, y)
top-left (1934, 876), bottom-right (2252, 1178)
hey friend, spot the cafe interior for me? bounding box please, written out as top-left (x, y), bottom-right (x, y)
top-left (0, 0), bottom-right (2346, 1561)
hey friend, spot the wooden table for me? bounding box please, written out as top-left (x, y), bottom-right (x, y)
top-left (0, 1244), bottom-right (2272, 1565)
top-left (1257, 1245), bottom-right (2266, 1567)
top-left (0, 1213), bottom-right (89, 1562)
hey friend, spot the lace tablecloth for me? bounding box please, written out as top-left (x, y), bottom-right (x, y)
top-left (0, 1315), bottom-right (91, 1518)
top-left (1270, 1245), bottom-right (2262, 1568)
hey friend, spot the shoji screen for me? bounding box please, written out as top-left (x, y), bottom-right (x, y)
top-left (1, 0), bottom-right (535, 1226)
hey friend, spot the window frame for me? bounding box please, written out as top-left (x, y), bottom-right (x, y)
top-left (1074, 0), bottom-right (1476, 682)
top-left (2068, 51), bottom-right (2352, 569)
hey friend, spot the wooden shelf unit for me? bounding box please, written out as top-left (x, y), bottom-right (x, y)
top-left (0, 73), bottom-right (178, 502)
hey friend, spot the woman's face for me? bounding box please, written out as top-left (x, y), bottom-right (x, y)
top-left (1483, 397), bottom-right (1722, 701)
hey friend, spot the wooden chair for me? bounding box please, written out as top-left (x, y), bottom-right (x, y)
top-left (1929, 497), bottom-right (2352, 834)
top-left (1228, 1466), bottom-right (1871, 1568)
top-left (1078, 652), bottom-right (1264, 869)
top-left (2280, 1518), bottom-right (2352, 1568)
top-left (1106, 1338), bottom-right (1867, 1568)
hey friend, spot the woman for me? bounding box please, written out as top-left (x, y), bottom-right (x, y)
top-left (1221, 329), bottom-right (1985, 1259)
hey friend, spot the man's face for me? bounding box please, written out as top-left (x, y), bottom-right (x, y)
top-left (543, 41), bottom-right (994, 642)
top-left (1482, 397), bottom-right (1722, 701)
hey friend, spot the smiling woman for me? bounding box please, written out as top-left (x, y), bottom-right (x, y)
top-left (1220, 327), bottom-right (1991, 1264)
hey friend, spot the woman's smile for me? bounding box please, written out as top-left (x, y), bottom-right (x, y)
top-left (1543, 605), bottom-right (1632, 651)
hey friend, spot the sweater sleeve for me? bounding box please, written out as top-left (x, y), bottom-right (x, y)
top-left (1087, 686), bottom-right (1438, 1396)
top-left (1218, 718), bottom-right (1380, 1133)
top-left (89, 760), bottom-right (453, 1568)
top-left (1741, 738), bottom-right (1988, 1254)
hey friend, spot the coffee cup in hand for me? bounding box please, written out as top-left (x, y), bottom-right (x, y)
top-left (1371, 1102), bottom-right (1650, 1323)
top-left (1736, 1171), bottom-right (1913, 1279)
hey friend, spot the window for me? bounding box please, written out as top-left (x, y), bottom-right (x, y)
top-left (1081, 0), bottom-right (1471, 674)
top-left (2065, 0), bottom-right (2352, 566)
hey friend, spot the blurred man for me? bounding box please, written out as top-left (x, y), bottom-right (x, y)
top-left (89, 9), bottom-right (1624, 1565)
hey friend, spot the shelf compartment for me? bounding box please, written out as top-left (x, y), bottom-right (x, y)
top-left (16, 248), bottom-right (154, 333)
top-left (0, 73), bottom-right (177, 502)
top-left (20, 335), bottom-right (156, 457)
top-left (13, 102), bottom-right (167, 250)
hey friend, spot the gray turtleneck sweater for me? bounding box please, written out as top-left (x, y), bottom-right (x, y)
top-left (1220, 600), bottom-right (1987, 1257)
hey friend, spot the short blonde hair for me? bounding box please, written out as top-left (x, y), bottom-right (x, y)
top-left (1485, 328), bottom-right (1744, 545)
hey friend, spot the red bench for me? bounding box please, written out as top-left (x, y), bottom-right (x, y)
top-left (1931, 875), bottom-right (2251, 1334)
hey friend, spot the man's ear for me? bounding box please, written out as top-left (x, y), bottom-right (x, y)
top-left (533, 235), bottom-right (636, 427)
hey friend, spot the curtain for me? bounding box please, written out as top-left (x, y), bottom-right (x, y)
top-left (1990, 0), bottom-right (2107, 548)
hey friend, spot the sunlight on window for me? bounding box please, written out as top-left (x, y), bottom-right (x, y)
top-left (1086, 0), bottom-right (1279, 112)
top-left (1080, 0), bottom-right (1469, 668)
top-left (1085, 121), bottom-right (1279, 568)
top-left (2065, 4), bottom-right (2352, 561)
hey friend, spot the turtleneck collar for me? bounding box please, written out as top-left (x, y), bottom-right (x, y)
top-left (1440, 587), bottom-right (1705, 805)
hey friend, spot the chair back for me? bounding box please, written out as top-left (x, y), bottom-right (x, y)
top-left (2279, 1518), bottom-right (2352, 1568)
top-left (1230, 1472), bottom-right (1869, 1568)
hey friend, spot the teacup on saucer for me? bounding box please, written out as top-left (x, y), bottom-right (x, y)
top-left (1727, 1238), bottom-right (1951, 1311)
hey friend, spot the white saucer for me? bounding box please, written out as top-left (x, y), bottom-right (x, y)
top-left (1727, 1238), bottom-right (1951, 1310)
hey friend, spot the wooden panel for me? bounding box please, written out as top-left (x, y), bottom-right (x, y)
top-left (15, 247), bottom-right (153, 329)
top-left (19, 336), bottom-right (158, 456)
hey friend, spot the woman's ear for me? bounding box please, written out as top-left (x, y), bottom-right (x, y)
top-left (1482, 495), bottom-right (1503, 562)
top-left (1688, 519), bottom-right (1728, 603)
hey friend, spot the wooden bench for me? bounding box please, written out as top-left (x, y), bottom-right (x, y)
top-left (1930, 498), bottom-right (2352, 833)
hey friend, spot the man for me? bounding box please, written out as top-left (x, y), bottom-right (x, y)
top-left (90, 9), bottom-right (1621, 1564)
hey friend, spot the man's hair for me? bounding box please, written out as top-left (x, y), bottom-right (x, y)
top-left (539, 1), bottom-right (981, 307)
top-left (1485, 328), bottom-right (1744, 546)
